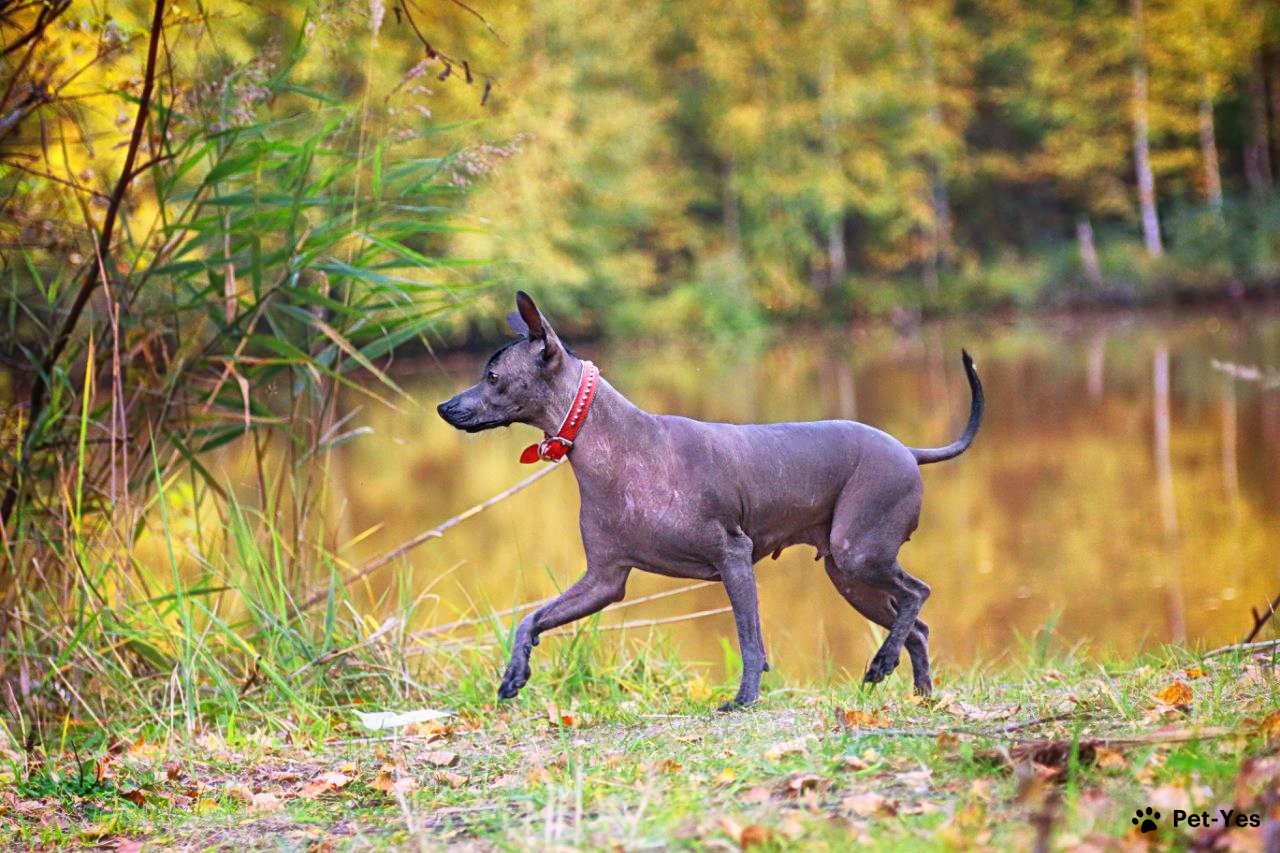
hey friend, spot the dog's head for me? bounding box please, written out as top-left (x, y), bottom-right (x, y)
top-left (437, 291), bottom-right (576, 434)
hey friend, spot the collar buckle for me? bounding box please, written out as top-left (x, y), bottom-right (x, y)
top-left (538, 435), bottom-right (574, 460)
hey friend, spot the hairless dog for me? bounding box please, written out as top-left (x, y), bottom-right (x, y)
top-left (438, 292), bottom-right (983, 709)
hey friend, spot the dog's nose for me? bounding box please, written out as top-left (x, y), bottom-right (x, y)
top-left (436, 401), bottom-right (451, 419)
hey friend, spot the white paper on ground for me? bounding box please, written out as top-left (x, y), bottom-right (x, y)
top-left (354, 708), bottom-right (453, 731)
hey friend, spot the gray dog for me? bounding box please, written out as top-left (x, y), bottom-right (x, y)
top-left (438, 292), bottom-right (983, 709)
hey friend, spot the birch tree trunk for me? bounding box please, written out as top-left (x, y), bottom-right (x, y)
top-left (1076, 215), bottom-right (1103, 288)
top-left (1130, 0), bottom-right (1163, 257)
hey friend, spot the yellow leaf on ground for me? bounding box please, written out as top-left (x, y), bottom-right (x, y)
top-left (1184, 666), bottom-right (1206, 679)
top-left (715, 767), bottom-right (736, 785)
top-left (686, 676), bottom-right (713, 702)
top-left (1154, 680), bottom-right (1193, 707)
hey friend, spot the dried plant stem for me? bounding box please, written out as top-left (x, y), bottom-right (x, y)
top-left (296, 463), bottom-right (564, 613)
top-left (1, 0), bottom-right (168, 529)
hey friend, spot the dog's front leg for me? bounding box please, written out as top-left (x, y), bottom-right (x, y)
top-left (718, 539), bottom-right (766, 712)
top-left (498, 566), bottom-right (630, 700)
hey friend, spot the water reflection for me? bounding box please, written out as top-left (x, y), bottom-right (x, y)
top-left (315, 309), bottom-right (1280, 681)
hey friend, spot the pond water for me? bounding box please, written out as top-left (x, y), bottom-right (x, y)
top-left (327, 307), bottom-right (1280, 682)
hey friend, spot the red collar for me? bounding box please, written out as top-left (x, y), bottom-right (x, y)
top-left (520, 361), bottom-right (600, 464)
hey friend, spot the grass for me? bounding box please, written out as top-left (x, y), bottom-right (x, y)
top-left (2, 628), bottom-right (1277, 850)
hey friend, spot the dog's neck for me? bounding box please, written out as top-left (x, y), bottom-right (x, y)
top-left (560, 373), bottom-right (654, 478)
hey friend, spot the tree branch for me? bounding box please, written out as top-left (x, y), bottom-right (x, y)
top-left (0, 0), bottom-right (167, 529)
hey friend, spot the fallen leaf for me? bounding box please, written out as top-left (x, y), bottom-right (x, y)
top-left (433, 771), bottom-right (467, 788)
top-left (424, 750), bottom-right (459, 768)
top-left (715, 767), bottom-right (736, 785)
top-left (838, 708), bottom-right (890, 729)
top-left (657, 759), bottom-right (682, 774)
top-left (250, 791), bottom-right (282, 812)
top-left (843, 791), bottom-right (894, 818)
top-left (299, 771), bottom-right (352, 798)
top-left (354, 708), bottom-right (452, 731)
top-left (763, 738), bottom-right (807, 761)
top-left (719, 816), bottom-right (771, 848)
top-left (120, 789), bottom-right (146, 807)
top-left (1154, 680), bottom-right (1193, 707)
top-left (1095, 746), bottom-right (1127, 770)
top-left (935, 731), bottom-right (960, 749)
top-left (742, 786), bottom-right (771, 804)
top-left (782, 772), bottom-right (824, 797)
top-left (739, 824), bottom-right (772, 847)
top-left (1184, 665), bottom-right (1206, 679)
top-left (687, 676), bottom-right (713, 702)
top-left (1259, 711), bottom-right (1280, 741)
top-left (1147, 783), bottom-right (1191, 812)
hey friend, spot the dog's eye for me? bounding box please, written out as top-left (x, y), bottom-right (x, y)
top-left (486, 371), bottom-right (499, 386)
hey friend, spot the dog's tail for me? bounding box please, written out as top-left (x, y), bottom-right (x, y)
top-left (910, 350), bottom-right (984, 466)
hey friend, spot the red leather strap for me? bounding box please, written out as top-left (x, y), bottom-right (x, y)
top-left (520, 361), bottom-right (599, 463)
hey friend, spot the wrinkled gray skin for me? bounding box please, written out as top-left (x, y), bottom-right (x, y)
top-left (437, 292), bottom-right (984, 710)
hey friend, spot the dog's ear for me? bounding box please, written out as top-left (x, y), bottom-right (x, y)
top-left (514, 291), bottom-right (560, 362)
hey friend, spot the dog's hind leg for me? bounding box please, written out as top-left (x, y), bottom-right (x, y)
top-left (823, 557), bottom-right (932, 695)
top-left (498, 565), bottom-right (630, 700)
top-left (827, 468), bottom-right (930, 693)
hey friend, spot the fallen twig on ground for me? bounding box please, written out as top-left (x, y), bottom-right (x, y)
top-left (1203, 638), bottom-right (1280, 659)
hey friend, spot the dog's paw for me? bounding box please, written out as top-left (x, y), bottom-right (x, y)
top-left (716, 693), bottom-right (758, 713)
top-left (863, 649), bottom-right (900, 685)
top-left (497, 656), bottom-right (531, 700)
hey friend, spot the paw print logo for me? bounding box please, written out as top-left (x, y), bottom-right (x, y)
top-left (1132, 807), bottom-right (1161, 833)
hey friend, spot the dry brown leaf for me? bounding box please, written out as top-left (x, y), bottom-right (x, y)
top-left (840, 754), bottom-right (870, 772)
top-left (250, 791), bottom-right (283, 812)
top-left (424, 750), bottom-right (459, 768)
top-left (1154, 680), bottom-right (1194, 707)
top-left (544, 700), bottom-right (575, 727)
top-left (742, 786), bottom-right (771, 804)
top-left (1259, 711), bottom-right (1280, 741)
top-left (782, 772), bottom-right (824, 797)
top-left (1095, 746), bottom-right (1127, 770)
top-left (300, 771), bottom-right (352, 798)
top-left (718, 816), bottom-right (771, 848)
top-left (763, 738), bottom-right (807, 761)
top-left (433, 770), bottom-right (467, 788)
top-left (843, 791), bottom-right (895, 818)
top-left (657, 758), bottom-right (682, 774)
top-left (839, 708), bottom-right (889, 729)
